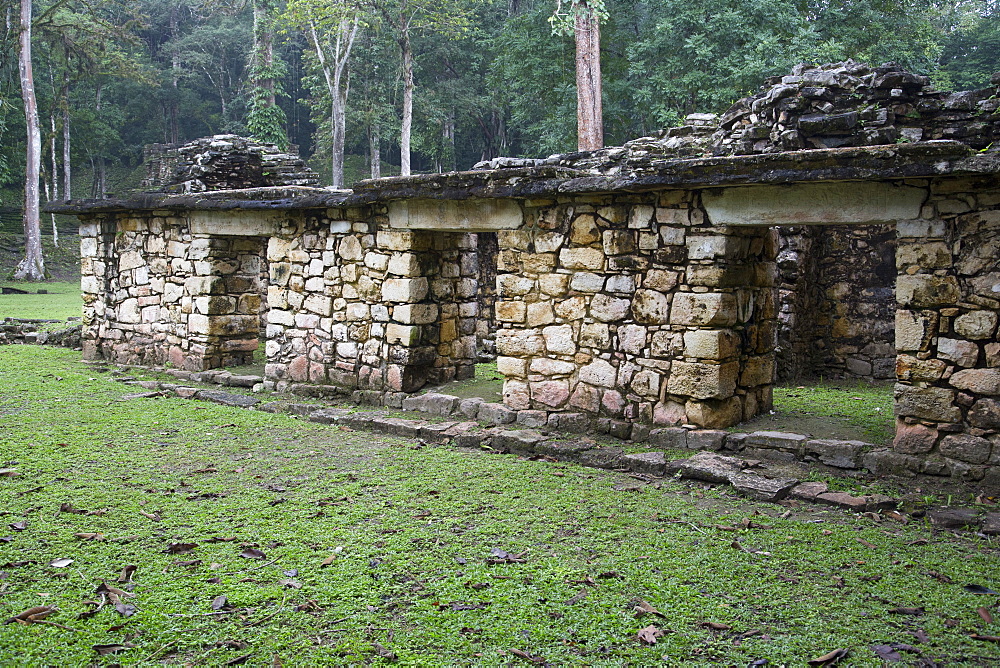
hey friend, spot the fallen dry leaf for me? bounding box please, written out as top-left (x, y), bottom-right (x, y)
top-left (889, 606), bottom-right (925, 616)
top-left (701, 621), bottom-right (732, 631)
top-left (636, 624), bottom-right (665, 645)
top-left (212, 595), bottom-right (230, 611)
top-left (978, 607), bottom-right (994, 624)
top-left (631, 598), bottom-right (666, 618)
top-left (808, 648), bottom-right (848, 665)
top-left (48, 557), bottom-right (73, 568)
top-left (139, 511), bottom-right (161, 521)
top-left (372, 641), bottom-right (397, 661)
top-left (93, 643), bottom-right (132, 655)
top-left (0, 469), bottom-right (18, 477)
top-left (118, 565), bottom-right (137, 583)
top-left (508, 647), bottom-right (544, 663)
top-left (74, 532), bottom-right (105, 541)
top-left (970, 634), bottom-right (1000, 643)
top-left (239, 548), bottom-right (267, 560)
top-left (165, 542), bottom-right (198, 555)
top-left (4, 605), bottom-right (57, 625)
top-left (856, 538), bottom-right (878, 549)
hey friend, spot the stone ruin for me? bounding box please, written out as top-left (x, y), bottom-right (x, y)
top-left (48, 62), bottom-right (1000, 486)
top-left (141, 135), bottom-right (321, 193)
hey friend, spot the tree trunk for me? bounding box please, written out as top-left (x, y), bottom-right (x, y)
top-left (93, 84), bottom-right (106, 199)
top-left (169, 6), bottom-right (180, 144)
top-left (14, 0), bottom-right (45, 281)
top-left (253, 2), bottom-right (276, 107)
top-left (62, 73), bottom-right (71, 199)
top-left (399, 29), bottom-right (413, 176)
top-left (49, 109), bottom-right (58, 247)
top-left (574, 4), bottom-right (603, 151)
top-left (369, 126), bottom-right (381, 179)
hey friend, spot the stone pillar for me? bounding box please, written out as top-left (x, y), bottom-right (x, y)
top-left (667, 219), bottom-right (777, 427)
top-left (893, 180), bottom-right (1000, 481)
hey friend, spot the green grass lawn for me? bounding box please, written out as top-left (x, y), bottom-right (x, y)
top-left (1, 347), bottom-right (999, 665)
top-left (0, 280), bottom-right (81, 321)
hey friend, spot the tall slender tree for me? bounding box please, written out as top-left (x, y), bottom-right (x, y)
top-left (15, 0), bottom-right (44, 280)
top-left (550, 0), bottom-right (604, 151)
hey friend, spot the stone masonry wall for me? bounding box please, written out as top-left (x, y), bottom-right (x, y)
top-left (262, 210), bottom-right (480, 397)
top-left (890, 177), bottom-right (1000, 484)
top-left (80, 212), bottom-right (268, 370)
top-left (494, 192), bottom-right (777, 431)
top-left (777, 225), bottom-right (896, 381)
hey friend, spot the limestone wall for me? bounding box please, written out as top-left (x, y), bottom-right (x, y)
top-left (262, 209), bottom-right (481, 397)
top-left (777, 225), bottom-right (896, 381)
top-left (493, 192), bottom-right (777, 430)
top-left (890, 177), bottom-right (1000, 483)
top-left (80, 212), bottom-right (268, 370)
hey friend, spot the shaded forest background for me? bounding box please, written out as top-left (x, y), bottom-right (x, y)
top-left (0, 0), bottom-right (998, 214)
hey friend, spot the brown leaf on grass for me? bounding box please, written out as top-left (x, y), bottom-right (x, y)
top-left (9, 521), bottom-right (27, 531)
top-left (74, 532), bottom-right (106, 541)
top-left (0, 468), bottom-right (18, 477)
top-left (636, 624), bottom-right (665, 645)
top-left (807, 648), bottom-right (848, 665)
top-left (701, 621), bottom-right (732, 631)
top-left (278, 579), bottom-right (302, 589)
top-left (48, 558), bottom-right (73, 568)
top-left (96, 582), bottom-right (136, 599)
top-left (925, 571), bottom-right (953, 583)
top-left (118, 565), bottom-right (137, 583)
top-left (411, 510), bottom-right (431, 519)
top-left (565, 588), bottom-right (589, 605)
top-left (319, 547), bottom-right (343, 567)
top-left (463, 581), bottom-right (491, 591)
top-left (372, 641), bottom-right (397, 661)
top-left (856, 538), bottom-right (878, 549)
top-left (212, 595), bottom-right (230, 611)
top-left (715, 524), bottom-right (738, 532)
top-left (631, 598), bottom-right (666, 618)
top-left (139, 511), bottom-right (161, 521)
top-left (971, 634), bottom-right (1000, 643)
top-left (885, 510), bottom-right (908, 522)
top-left (192, 467), bottom-right (218, 474)
top-left (77, 596), bottom-right (106, 619)
top-left (598, 570), bottom-right (622, 579)
top-left (907, 539), bottom-right (929, 546)
top-left (165, 542), bottom-right (198, 555)
top-left (206, 536), bottom-right (238, 543)
top-left (59, 503), bottom-right (86, 514)
top-left (93, 643), bottom-right (132, 655)
top-left (239, 548), bottom-right (266, 560)
top-left (978, 607), bottom-right (994, 624)
top-left (450, 601), bottom-right (489, 611)
top-left (486, 548), bottom-right (527, 564)
top-left (4, 605), bottom-right (57, 625)
top-left (964, 584), bottom-right (999, 594)
top-left (508, 648), bottom-right (544, 663)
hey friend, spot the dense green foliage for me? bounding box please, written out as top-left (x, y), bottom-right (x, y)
top-left (2, 346), bottom-right (1000, 664)
top-left (0, 0), bottom-right (997, 198)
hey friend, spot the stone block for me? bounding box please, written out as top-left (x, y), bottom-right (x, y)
top-left (495, 301), bottom-right (527, 323)
top-left (805, 439), bottom-right (867, 468)
top-left (385, 323), bottom-right (420, 345)
top-left (682, 397), bottom-right (740, 428)
top-left (569, 383), bottom-right (601, 412)
top-left (747, 431), bottom-right (808, 453)
top-left (580, 323), bottom-right (610, 348)
top-left (687, 430), bottom-right (727, 451)
top-left (950, 369), bottom-right (1000, 395)
top-left (539, 273), bottom-right (570, 297)
top-left (630, 370), bottom-right (660, 399)
top-left (542, 324), bottom-right (576, 355)
top-left (789, 481), bottom-right (828, 501)
top-left (939, 434), bottom-right (992, 464)
top-left (895, 241), bottom-right (952, 271)
top-left (628, 205), bottom-right (654, 228)
top-left (683, 329), bottom-right (739, 359)
top-left (531, 380), bottom-right (570, 408)
top-left (648, 427), bottom-right (688, 449)
top-left (894, 384), bottom-right (961, 423)
top-left (969, 398), bottom-right (1000, 430)
top-left (503, 379), bottom-right (531, 410)
top-left (605, 275), bottom-right (635, 294)
top-left (666, 451), bottom-right (743, 483)
top-left (740, 355), bottom-right (774, 387)
top-left (729, 473), bottom-right (799, 502)
top-left (938, 338), bottom-right (980, 367)
top-left (559, 247), bottom-right (605, 271)
top-left (893, 421), bottom-right (939, 454)
top-left (516, 410), bottom-right (549, 428)
top-left (578, 447), bottom-right (626, 469)
top-left (631, 290), bottom-right (671, 324)
top-left (495, 329), bottom-right (545, 356)
top-left (955, 311), bottom-right (998, 339)
top-left (498, 274), bottom-right (535, 297)
top-left (645, 269), bottom-right (679, 292)
top-left (526, 302), bottom-right (555, 327)
top-left (603, 230), bottom-right (636, 255)
top-left (579, 359), bottom-right (617, 387)
top-left (394, 303), bottom-right (439, 325)
top-left (570, 214), bottom-right (600, 244)
top-left (570, 272), bottom-right (604, 292)
top-left (686, 235), bottom-right (729, 260)
top-left (530, 357), bottom-right (576, 376)
top-left (459, 397), bottom-right (484, 418)
top-left (895, 355), bottom-right (946, 382)
top-left (895, 310), bottom-right (936, 351)
top-left (623, 451), bottom-right (667, 476)
top-left (382, 278), bottom-right (429, 303)
top-left (670, 292), bottom-right (738, 327)
top-left (377, 229), bottom-right (429, 251)
top-left (555, 296), bottom-right (586, 320)
top-left (590, 294), bottom-right (631, 322)
top-left (387, 252), bottom-right (421, 276)
top-left (619, 325), bottom-right (647, 355)
top-left (497, 355), bottom-right (527, 377)
top-left (896, 275), bottom-right (960, 308)
top-left (668, 361), bottom-right (738, 400)
top-left (477, 402), bottom-right (517, 425)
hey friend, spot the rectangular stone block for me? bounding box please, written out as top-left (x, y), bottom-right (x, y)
top-left (386, 323), bottom-right (421, 345)
top-left (683, 329), bottom-right (740, 359)
top-left (895, 310), bottom-right (936, 351)
top-left (670, 293), bottom-right (738, 327)
top-left (667, 361), bottom-right (738, 400)
top-left (893, 383), bottom-right (961, 423)
top-left (896, 275), bottom-right (960, 308)
top-left (559, 247), bottom-right (605, 271)
top-left (382, 277), bottom-right (429, 303)
top-left (394, 303), bottom-right (439, 324)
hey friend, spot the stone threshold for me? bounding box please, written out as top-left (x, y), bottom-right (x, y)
top-left (111, 375), bottom-right (1000, 534)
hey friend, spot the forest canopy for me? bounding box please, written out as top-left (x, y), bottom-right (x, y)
top-left (1, 0), bottom-right (998, 200)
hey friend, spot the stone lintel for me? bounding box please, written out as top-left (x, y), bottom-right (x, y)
top-left (188, 210), bottom-right (290, 236)
top-left (703, 181), bottom-right (926, 226)
top-left (388, 198), bottom-right (523, 232)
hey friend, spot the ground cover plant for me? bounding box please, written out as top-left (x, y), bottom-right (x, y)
top-left (2, 346), bottom-right (1000, 665)
top-left (0, 280), bottom-right (81, 322)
